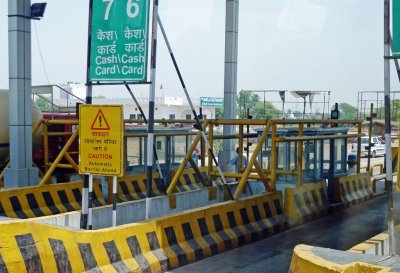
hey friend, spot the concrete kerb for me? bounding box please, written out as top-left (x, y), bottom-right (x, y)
top-left (289, 244), bottom-right (396, 273)
top-left (0, 191), bottom-right (287, 272)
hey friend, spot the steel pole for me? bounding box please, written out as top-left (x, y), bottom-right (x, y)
top-left (146, 0), bottom-right (159, 219)
top-left (384, 0), bottom-right (395, 255)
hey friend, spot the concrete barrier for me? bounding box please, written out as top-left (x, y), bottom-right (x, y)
top-left (289, 244), bottom-right (395, 273)
top-left (348, 233), bottom-right (389, 255)
top-left (116, 172), bottom-right (166, 202)
top-left (0, 191), bottom-right (287, 272)
top-left (0, 180), bottom-right (106, 219)
top-left (334, 173), bottom-right (373, 207)
top-left (284, 181), bottom-right (330, 227)
top-left (170, 167), bottom-right (210, 192)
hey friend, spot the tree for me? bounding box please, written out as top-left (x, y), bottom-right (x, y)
top-left (34, 96), bottom-right (59, 112)
top-left (337, 103), bottom-right (357, 120)
top-left (215, 107), bottom-right (224, 119)
top-left (237, 90), bottom-right (280, 119)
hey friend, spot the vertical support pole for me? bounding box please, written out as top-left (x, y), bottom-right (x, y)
top-left (357, 123), bottom-right (362, 173)
top-left (384, 0), bottom-right (395, 255)
top-left (146, 0), bottom-right (159, 220)
top-left (88, 174), bottom-right (93, 230)
top-left (297, 123), bottom-right (304, 187)
top-left (239, 125), bottom-right (244, 171)
top-left (367, 103), bottom-right (374, 172)
top-left (43, 120), bottom-right (49, 172)
top-left (208, 123), bottom-right (214, 181)
top-left (5, 0), bottom-right (40, 187)
top-left (221, 0), bottom-right (239, 172)
top-left (112, 176), bottom-right (117, 227)
top-left (271, 123), bottom-right (277, 190)
top-left (201, 132), bottom-right (206, 167)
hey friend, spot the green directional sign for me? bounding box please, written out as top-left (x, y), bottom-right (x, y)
top-left (393, 0), bottom-right (400, 56)
top-left (89, 0), bottom-right (150, 82)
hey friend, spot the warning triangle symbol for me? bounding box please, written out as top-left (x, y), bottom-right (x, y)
top-left (91, 109), bottom-right (110, 130)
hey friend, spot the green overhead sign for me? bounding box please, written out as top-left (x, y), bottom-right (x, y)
top-left (200, 97), bottom-right (224, 106)
top-left (89, 0), bottom-right (150, 82)
top-left (393, 0), bottom-right (400, 56)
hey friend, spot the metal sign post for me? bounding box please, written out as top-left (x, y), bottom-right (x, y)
top-left (79, 105), bottom-right (124, 229)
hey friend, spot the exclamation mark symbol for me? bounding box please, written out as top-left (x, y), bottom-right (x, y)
top-left (99, 115), bottom-right (102, 127)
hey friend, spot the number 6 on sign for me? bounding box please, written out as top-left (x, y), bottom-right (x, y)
top-left (127, 0), bottom-right (139, 18)
top-left (102, 0), bottom-right (139, 20)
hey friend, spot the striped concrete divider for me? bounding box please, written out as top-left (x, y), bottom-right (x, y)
top-left (152, 191), bottom-right (287, 269)
top-left (334, 173), bottom-right (373, 207)
top-left (116, 172), bottom-right (166, 202)
top-left (0, 180), bottom-right (106, 219)
top-left (284, 181), bottom-right (330, 227)
top-left (169, 167), bottom-right (210, 192)
top-left (0, 191), bottom-right (287, 272)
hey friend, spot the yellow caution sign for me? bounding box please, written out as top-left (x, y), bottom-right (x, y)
top-left (79, 105), bottom-right (124, 176)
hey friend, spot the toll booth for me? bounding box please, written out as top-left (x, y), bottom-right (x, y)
top-left (257, 127), bottom-right (349, 199)
top-left (125, 126), bottom-right (195, 183)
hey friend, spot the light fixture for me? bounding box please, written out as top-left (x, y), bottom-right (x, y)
top-left (31, 3), bottom-right (47, 20)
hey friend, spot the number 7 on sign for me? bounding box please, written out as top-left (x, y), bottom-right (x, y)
top-left (102, 0), bottom-right (140, 21)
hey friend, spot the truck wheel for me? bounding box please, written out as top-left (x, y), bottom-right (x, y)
top-left (371, 150), bottom-right (376, 158)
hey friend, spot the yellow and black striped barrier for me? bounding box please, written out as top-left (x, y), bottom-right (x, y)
top-left (284, 181), bottom-right (330, 227)
top-left (0, 191), bottom-right (287, 272)
top-left (334, 173), bottom-right (373, 207)
top-left (0, 180), bottom-right (106, 219)
top-left (169, 167), bottom-right (210, 192)
top-left (116, 172), bottom-right (166, 202)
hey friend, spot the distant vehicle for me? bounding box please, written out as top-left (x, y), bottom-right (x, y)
top-left (351, 136), bottom-right (385, 158)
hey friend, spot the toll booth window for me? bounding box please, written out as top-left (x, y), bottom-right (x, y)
top-left (157, 140), bottom-right (162, 150)
top-left (186, 114), bottom-right (191, 120)
top-left (130, 114), bottom-right (136, 119)
top-left (137, 114), bottom-right (142, 119)
top-left (169, 114), bottom-right (175, 120)
top-left (334, 138), bottom-right (346, 174)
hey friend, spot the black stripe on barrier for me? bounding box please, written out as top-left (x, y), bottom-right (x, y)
top-left (227, 211), bottom-right (246, 246)
top-left (352, 180), bottom-right (362, 203)
top-left (345, 182), bottom-right (353, 204)
top-left (212, 214), bottom-right (232, 250)
top-left (302, 192), bottom-right (317, 220)
top-left (26, 193), bottom-right (44, 217)
top-left (42, 192), bottom-right (61, 215)
top-left (357, 179), bottom-right (367, 201)
top-left (0, 253), bottom-right (8, 273)
top-left (181, 222), bottom-right (204, 260)
top-left (197, 217), bottom-right (218, 256)
top-left (78, 243), bottom-right (101, 273)
top-left (131, 181), bottom-right (146, 199)
top-left (72, 188), bottom-right (82, 204)
top-left (183, 174), bottom-right (196, 191)
top-left (49, 238), bottom-right (72, 273)
top-left (146, 231), bottom-right (169, 270)
top-left (126, 236), bottom-right (151, 273)
top-left (91, 190), bottom-right (102, 207)
top-left (263, 202), bottom-right (281, 233)
top-left (57, 191), bottom-right (74, 211)
top-left (293, 194), bottom-right (308, 223)
top-left (310, 190), bottom-right (320, 208)
top-left (16, 233), bottom-right (44, 273)
top-left (164, 226), bottom-right (188, 267)
top-left (103, 240), bottom-right (130, 272)
top-left (119, 182), bottom-right (134, 201)
top-left (154, 177), bottom-right (166, 194)
top-left (252, 205), bottom-right (270, 237)
top-left (0, 143), bottom-right (9, 148)
top-left (9, 196), bottom-right (27, 219)
top-left (240, 208), bottom-right (258, 241)
top-left (319, 188), bottom-right (329, 206)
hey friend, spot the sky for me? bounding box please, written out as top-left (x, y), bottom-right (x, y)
top-left (0, 0), bottom-right (398, 108)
